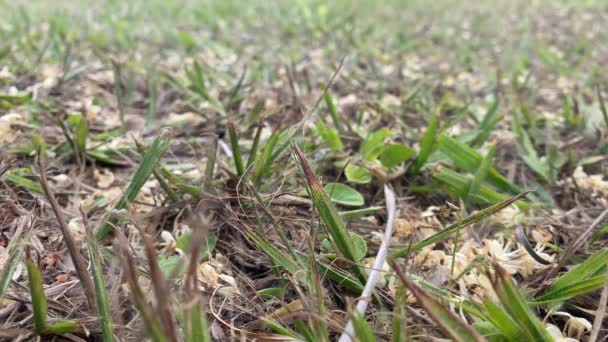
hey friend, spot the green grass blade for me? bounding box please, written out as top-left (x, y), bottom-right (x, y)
top-left (490, 263), bottom-right (552, 341)
top-left (351, 312), bottom-right (376, 342)
top-left (391, 190), bottom-right (530, 257)
top-left (26, 252), bottom-right (48, 334)
top-left (245, 230), bottom-right (301, 276)
top-left (324, 92), bottom-right (341, 131)
top-left (532, 276), bottom-right (605, 305)
top-left (433, 166), bottom-right (529, 209)
top-left (389, 260), bottom-right (486, 341)
top-left (42, 321), bottom-right (80, 334)
top-left (2, 169), bottom-right (43, 193)
top-left (246, 122), bottom-right (263, 168)
top-left (292, 142), bottom-right (367, 284)
top-left (466, 142), bottom-right (496, 202)
top-left (438, 135), bottom-right (521, 194)
top-left (533, 249), bottom-right (608, 304)
top-left (483, 301), bottom-right (522, 342)
top-left (228, 120), bottom-right (245, 177)
top-left (408, 106), bottom-right (439, 175)
top-left (315, 120), bottom-right (343, 151)
top-left (186, 303), bottom-right (211, 342)
top-left (253, 126), bottom-right (280, 186)
top-left (471, 98), bottom-right (501, 147)
top-left (96, 131), bottom-right (171, 239)
top-left (82, 209), bottom-right (113, 342)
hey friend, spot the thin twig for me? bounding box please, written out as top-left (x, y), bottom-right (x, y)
top-left (556, 209), bottom-right (608, 272)
top-left (37, 156), bottom-right (97, 312)
top-left (338, 185), bottom-right (396, 342)
top-left (589, 267), bottom-right (608, 342)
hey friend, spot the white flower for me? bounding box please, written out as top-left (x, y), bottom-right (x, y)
top-left (546, 324), bottom-right (579, 342)
top-left (552, 312), bottom-right (592, 340)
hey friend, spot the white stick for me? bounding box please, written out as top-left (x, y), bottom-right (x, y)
top-left (338, 185), bottom-right (397, 342)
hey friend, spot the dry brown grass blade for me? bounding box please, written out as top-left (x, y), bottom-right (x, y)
top-left (118, 234), bottom-right (166, 341)
top-left (554, 209), bottom-right (608, 274)
top-left (589, 268), bottom-right (608, 342)
top-left (389, 259), bottom-right (486, 342)
top-left (138, 227), bottom-right (178, 342)
top-left (0, 154), bottom-right (15, 177)
top-left (37, 156), bottom-right (97, 313)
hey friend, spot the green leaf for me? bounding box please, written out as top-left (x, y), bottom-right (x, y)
top-left (176, 232), bottom-right (217, 258)
top-left (323, 232), bottom-right (367, 262)
top-left (344, 164), bottom-right (371, 184)
top-left (349, 232), bottom-right (367, 262)
top-left (316, 120), bottom-right (343, 151)
top-left (360, 128), bottom-right (391, 161)
top-left (68, 113), bottom-right (88, 152)
top-left (378, 144), bottom-right (415, 168)
top-left (324, 182), bottom-right (364, 207)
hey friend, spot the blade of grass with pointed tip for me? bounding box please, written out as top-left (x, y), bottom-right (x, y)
top-left (433, 166), bottom-right (530, 209)
top-left (26, 253), bottom-right (48, 334)
top-left (533, 249), bottom-right (608, 304)
top-left (245, 230), bottom-right (301, 276)
top-left (2, 169), bottom-right (43, 193)
top-left (97, 132), bottom-right (171, 239)
top-left (389, 260), bottom-right (486, 341)
top-left (228, 120), bottom-right (244, 178)
top-left (325, 92), bottom-right (341, 131)
top-left (438, 135), bottom-right (521, 194)
top-left (466, 142), bottom-right (496, 202)
top-left (597, 85), bottom-right (608, 128)
top-left (408, 106), bottom-right (439, 175)
top-left (82, 209), bottom-right (113, 342)
top-left (532, 276), bottom-right (605, 305)
top-left (490, 264), bottom-right (552, 341)
top-left (391, 190), bottom-right (531, 258)
top-left (246, 122), bottom-right (263, 168)
top-left (292, 142), bottom-right (367, 284)
top-left (253, 127), bottom-right (281, 186)
top-left (471, 98), bottom-right (501, 148)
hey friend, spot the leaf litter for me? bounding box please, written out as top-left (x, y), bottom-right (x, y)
top-left (0, 1), bottom-right (608, 341)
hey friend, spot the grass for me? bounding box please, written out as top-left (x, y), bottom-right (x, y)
top-left (0, 0), bottom-right (608, 341)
